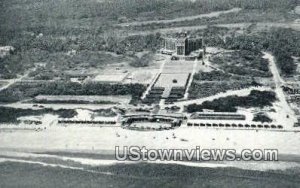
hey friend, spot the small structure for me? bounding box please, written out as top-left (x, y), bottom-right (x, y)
top-left (295, 118), bottom-right (300, 127)
top-left (0, 46), bottom-right (14, 58)
top-left (17, 116), bottom-right (42, 125)
top-left (190, 112), bottom-right (246, 120)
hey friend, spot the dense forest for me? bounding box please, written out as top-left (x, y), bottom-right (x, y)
top-left (203, 27), bottom-right (300, 75)
top-left (186, 90), bottom-right (277, 112)
top-left (0, 107), bottom-right (77, 123)
top-left (0, 0), bottom-right (299, 78)
top-left (225, 28), bottom-right (300, 75)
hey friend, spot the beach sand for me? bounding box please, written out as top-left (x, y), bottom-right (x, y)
top-left (1, 125), bottom-right (300, 157)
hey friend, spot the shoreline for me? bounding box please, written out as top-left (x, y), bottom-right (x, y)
top-left (2, 147), bottom-right (300, 163)
top-left (2, 149), bottom-right (300, 173)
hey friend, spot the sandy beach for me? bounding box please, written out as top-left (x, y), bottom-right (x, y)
top-left (1, 125), bottom-right (300, 158)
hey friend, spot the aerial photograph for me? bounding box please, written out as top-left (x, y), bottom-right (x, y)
top-left (0, 0), bottom-right (300, 187)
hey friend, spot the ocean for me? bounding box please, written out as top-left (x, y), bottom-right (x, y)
top-left (1, 159), bottom-right (300, 188)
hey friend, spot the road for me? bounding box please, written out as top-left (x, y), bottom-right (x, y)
top-left (262, 52), bottom-right (296, 125)
top-left (0, 68), bottom-right (35, 92)
top-left (117, 8), bottom-right (241, 27)
top-left (0, 75), bottom-right (27, 92)
top-left (120, 22), bottom-right (300, 36)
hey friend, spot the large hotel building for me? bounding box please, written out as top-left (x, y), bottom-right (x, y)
top-left (162, 33), bottom-right (203, 57)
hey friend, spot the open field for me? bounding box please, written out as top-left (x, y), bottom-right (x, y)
top-left (155, 74), bottom-right (190, 88)
top-left (90, 54), bottom-right (165, 85)
top-left (162, 60), bottom-right (195, 74)
top-left (125, 70), bottom-right (157, 84)
top-left (93, 74), bottom-right (129, 83)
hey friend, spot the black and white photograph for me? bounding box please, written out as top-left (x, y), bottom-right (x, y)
top-left (0, 0), bottom-right (300, 187)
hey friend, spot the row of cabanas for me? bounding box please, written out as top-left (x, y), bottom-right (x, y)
top-left (21, 120), bottom-right (42, 125)
top-left (58, 120), bottom-right (116, 124)
top-left (123, 124), bottom-right (174, 131)
top-left (187, 122), bottom-right (283, 129)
